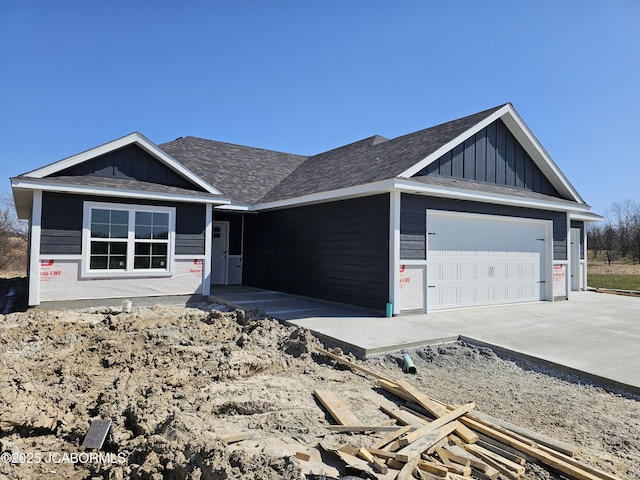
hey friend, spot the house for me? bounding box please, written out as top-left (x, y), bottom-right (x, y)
top-left (11, 103), bottom-right (602, 314)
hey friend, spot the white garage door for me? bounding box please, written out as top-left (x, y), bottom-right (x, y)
top-left (426, 211), bottom-right (549, 311)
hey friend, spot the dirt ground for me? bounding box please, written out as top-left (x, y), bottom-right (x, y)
top-left (1, 301), bottom-right (639, 480)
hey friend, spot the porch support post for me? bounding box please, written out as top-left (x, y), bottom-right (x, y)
top-left (389, 191), bottom-right (401, 315)
top-left (203, 203), bottom-right (213, 295)
top-left (28, 190), bottom-right (42, 306)
top-left (583, 224), bottom-right (588, 290)
top-left (566, 211), bottom-right (571, 299)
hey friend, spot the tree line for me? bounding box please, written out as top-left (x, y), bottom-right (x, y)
top-left (0, 193), bottom-right (28, 271)
top-left (588, 198), bottom-right (640, 265)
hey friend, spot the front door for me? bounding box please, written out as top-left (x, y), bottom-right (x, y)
top-left (212, 221), bottom-right (229, 285)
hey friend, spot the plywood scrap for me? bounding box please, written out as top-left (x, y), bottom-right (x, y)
top-left (313, 389), bottom-right (363, 426)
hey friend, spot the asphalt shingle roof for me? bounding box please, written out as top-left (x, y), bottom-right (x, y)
top-left (260, 105), bottom-right (506, 203)
top-left (159, 137), bottom-right (307, 205)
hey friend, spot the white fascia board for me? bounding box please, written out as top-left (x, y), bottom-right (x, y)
top-left (399, 104), bottom-right (584, 205)
top-left (395, 179), bottom-right (594, 215)
top-left (23, 132), bottom-right (223, 196)
top-left (215, 204), bottom-right (252, 212)
top-left (11, 178), bottom-right (231, 206)
top-left (251, 179), bottom-right (396, 211)
top-left (399, 104), bottom-right (512, 178)
top-left (569, 211), bottom-right (603, 222)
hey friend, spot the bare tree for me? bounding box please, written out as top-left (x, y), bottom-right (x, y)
top-left (0, 193), bottom-right (28, 272)
top-left (601, 223), bottom-right (618, 266)
top-left (587, 224), bottom-right (602, 259)
top-left (608, 198), bottom-right (640, 259)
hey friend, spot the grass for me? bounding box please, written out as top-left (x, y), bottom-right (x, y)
top-left (587, 274), bottom-right (640, 291)
top-left (587, 250), bottom-right (640, 291)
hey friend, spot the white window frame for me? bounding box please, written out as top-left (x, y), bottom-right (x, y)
top-left (81, 201), bottom-right (176, 278)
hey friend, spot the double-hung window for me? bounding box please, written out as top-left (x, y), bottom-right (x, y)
top-left (82, 202), bottom-right (175, 277)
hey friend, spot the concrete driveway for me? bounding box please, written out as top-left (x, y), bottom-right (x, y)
top-left (211, 287), bottom-right (640, 395)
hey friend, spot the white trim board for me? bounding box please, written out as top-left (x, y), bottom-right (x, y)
top-left (22, 132), bottom-right (223, 196)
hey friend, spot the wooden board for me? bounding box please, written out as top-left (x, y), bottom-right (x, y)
top-left (395, 379), bottom-right (479, 444)
top-left (395, 421), bottom-right (458, 463)
top-left (470, 410), bottom-right (577, 456)
top-left (313, 389), bottom-right (363, 426)
top-left (398, 403), bottom-right (475, 447)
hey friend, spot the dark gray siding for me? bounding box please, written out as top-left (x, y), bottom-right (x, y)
top-left (243, 195), bottom-right (389, 311)
top-left (40, 192), bottom-right (206, 256)
top-left (400, 194), bottom-right (568, 261)
top-left (52, 144), bottom-right (204, 191)
top-left (421, 119), bottom-right (561, 198)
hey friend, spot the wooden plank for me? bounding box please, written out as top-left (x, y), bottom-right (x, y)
top-left (459, 416), bottom-right (623, 480)
top-left (358, 447), bottom-right (388, 474)
top-left (417, 459), bottom-right (448, 477)
top-left (395, 379), bottom-right (479, 444)
top-left (470, 410), bottom-right (577, 456)
top-left (537, 444), bottom-right (622, 480)
top-left (395, 421), bottom-right (458, 463)
top-left (398, 403), bottom-right (475, 447)
top-left (313, 389), bottom-right (363, 426)
top-left (378, 378), bottom-right (416, 402)
top-left (326, 425), bottom-right (401, 432)
top-left (398, 455), bottom-right (422, 480)
top-left (370, 424), bottom-right (414, 450)
top-left (365, 448), bottom-right (397, 460)
top-left (315, 347), bottom-right (396, 383)
top-left (464, 445), bottom-right (520, 480)
top-left (444, 445), bottom-right (498, 478)
top-left (477, 440), bottom-right (526, 466)
top-left (380, 405), bottom-right (426, 428)
top-left (466, 444), bottom-right (525, 475)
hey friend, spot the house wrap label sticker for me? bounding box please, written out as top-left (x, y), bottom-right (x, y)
top-left (553, 264), bottom-right (566, 297)
top-left (399, 265), bottom-right (425, 311)
top-left (40, 260), bottom-right (62, 283)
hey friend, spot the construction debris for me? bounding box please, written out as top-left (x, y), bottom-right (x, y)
top-left (0, 304), bottom-right (636, 479)
top-left (314, 348), bottom-right (625, 480)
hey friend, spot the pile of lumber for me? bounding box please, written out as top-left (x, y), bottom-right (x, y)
top-left (313, 348), bottom-right (621, 480)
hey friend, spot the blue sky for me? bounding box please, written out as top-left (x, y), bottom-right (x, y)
top-left (1, 1), bottom-right (638, 217)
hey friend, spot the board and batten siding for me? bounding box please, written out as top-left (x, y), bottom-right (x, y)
top-left (51, 144), bottom-right (203, 191)
top-left (39, 192), bottom-right (206, 256)
top-left (243, 194), bottom-right (390, 311)
top-left (400, 193), bottom-right (568, 261)
top-left (418, 119), bottom-right (561, 198)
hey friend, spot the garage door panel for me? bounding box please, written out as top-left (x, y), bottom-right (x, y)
top-left (427, 211), bottom-right (548, 311)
